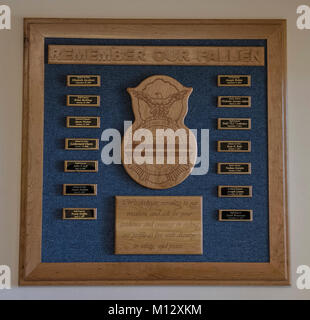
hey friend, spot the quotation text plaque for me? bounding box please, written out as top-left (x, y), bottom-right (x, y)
top-left (115, 196), bottom-right (203, 255)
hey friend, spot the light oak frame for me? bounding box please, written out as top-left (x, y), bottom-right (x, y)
top-left (20, 19), bottom-right (288, 285)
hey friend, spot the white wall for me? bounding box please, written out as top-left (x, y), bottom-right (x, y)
top-left (0, 0), bottom-right (310, 300)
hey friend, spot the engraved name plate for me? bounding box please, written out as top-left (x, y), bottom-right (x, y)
top-left (66, 116), bottom-right (100, 128)
top-left (63, 184), bottom-right (97, 196)
top-left (63, 208), bottom-right (97, 220)
top-left (64, 160), bottom-right (98, 172)
top-left (218, 118), bottom-right (251, 130)
top-left (218, 96), bottom-right (251, 107)
top-left (67, 75), bottom-right (101, 87)
top-left (217, 163), bottom-right (251, 174)
top-left (219, 210), bottom-right (253, 221)
top-left (115, 196), bottom-right (203, 255)
top-left (218, 186), bottom-right (252, 198)
top-left (217, 141), bottom-right (251, 152)
top-left (66, 95), bottom-right (100, 107)
top-left (65, 138), bottom-right (99, 150)
top-left (218, 75), bottom-right (251, 87)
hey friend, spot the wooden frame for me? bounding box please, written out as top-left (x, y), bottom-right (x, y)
top-left (20, 18), bottom-right (288, 285)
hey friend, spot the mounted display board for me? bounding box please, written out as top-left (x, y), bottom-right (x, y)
top-left (20, 19), bottom-right (288, 285)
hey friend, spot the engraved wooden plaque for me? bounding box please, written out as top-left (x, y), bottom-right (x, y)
top-left (115, 196), bottom-right (203, 255)
top-left (20, 19), bottom-right (288, 286)
top-left (122, 75), bottom-right (197, 189)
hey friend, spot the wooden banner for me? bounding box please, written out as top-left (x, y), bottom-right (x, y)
top-left (48, 45), bottom-right (265, 66)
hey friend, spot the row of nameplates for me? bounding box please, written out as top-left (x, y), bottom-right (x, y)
top-left (63, 74), bottom-right (253, 222)
top-left (63, 76), bottom-right (100, 221)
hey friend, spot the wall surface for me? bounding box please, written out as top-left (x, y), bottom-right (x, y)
top-left (0, 0), bottom-right (310, 300)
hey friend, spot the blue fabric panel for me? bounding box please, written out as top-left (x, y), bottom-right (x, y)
top-left (42, 38), bottom-right (269, 262)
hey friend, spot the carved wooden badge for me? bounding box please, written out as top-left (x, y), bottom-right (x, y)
top-left (122, 75), bottom-right (197, 189)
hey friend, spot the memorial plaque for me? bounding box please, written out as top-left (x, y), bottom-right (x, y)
top-left (217, 141), bottom-right (251, 152)
top-left (218, 96), bottom-right (251, 107)
top-left (64, 160), bottom-right (98, 172)
top-left (63, 208), bottom-right (97, 220)
top-left (115, 196), bottom-right (203, 255)
top-left (217, 163), bottom-right (251, 174)
top-left (66, 95), bottom-right (100, 107)
top-left (218, 118), bottom-right (251, 130)
top-left (219, 210), bottom-right (253, 221)
top-left (218, 75), bottom-right (251, 87)
top-left (218, 186), bottom-right (252, 198)
top-left (67, 75), bottom-right (101, 87)
top-left (65, 138), bottom-right (99, 150)
top-left (63, 184), bottom-right (97, 196)
top-left (66, 116), bottom-right (100, 128)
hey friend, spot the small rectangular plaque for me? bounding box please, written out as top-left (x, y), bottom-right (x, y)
top-left (66, 116), bottom-right (100, 128)
top-left (63, 208), bottom-right (97, 220)
top-left (65, 138), bottom-right (99, 150)
top-left (67, 75), bottom-right (101, 87)
top-left (63, 184), bottom-right (97, 196)
top-left (218, 96), bottom-right (251, 107)
top-left (217, 141), bottom-right (251, 152)
top-left (66, 95), bottom-right (100, 107)
top-left (218, 186), bottom-right (252, 198)
top-left (218, 118), bottom-right (251, 130)
top-left (217, 163), bottom-right (251, 174)
top-left (64, 160), bottom-right (98, 172)
top-left (218, 75), bottom-right (251, 87)
top-left (219, 210), bottom-right (253, 221)
top-left (115, 196), bottom-right (203, 255)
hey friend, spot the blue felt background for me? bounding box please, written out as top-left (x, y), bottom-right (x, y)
top-left (42, 38), bottom-right (269, 263)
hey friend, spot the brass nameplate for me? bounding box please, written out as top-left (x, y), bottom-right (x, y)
top-left (63, 208), bottom-right (97, 220)
top-left (63, 184), bottom-right (97, 196)
top-left (219, 210), bottom-right (253, 221)
top-left (218, 163), bottom-right (251, 174)
top-left (218, 75), bottom-right (251, 87)
top-left (67, 95), bottom-right (100, 107)
top-left (65, 138), bottom-right (99, 150)
top-left (64, 160), bottom-right (98, 172)
top-left (48, 45), bottom-right (265, 66)
top-left (66, 116), bottom-right (100, 128)
top-left (115, 196), bottom-right (203, 255)
top-left (217, 141), bottom-right (251, 152)
top-left (218, 96), bottom-right (251, 107)
top-left (218, 118), bottom-right (251, 130)
top-left (218, 186), bottom-right (252, 198)
top-left (67, 75), bottom-right (101, 87)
